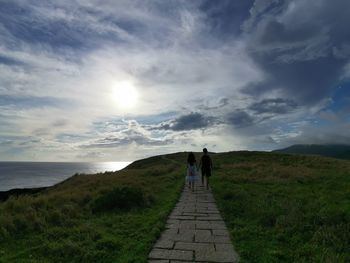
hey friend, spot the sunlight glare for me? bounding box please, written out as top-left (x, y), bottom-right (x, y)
top-left (112, 80), bottom-right (139, 108)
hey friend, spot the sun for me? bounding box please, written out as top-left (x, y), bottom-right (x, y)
top-left (112, 80), bottom-right (139, 109)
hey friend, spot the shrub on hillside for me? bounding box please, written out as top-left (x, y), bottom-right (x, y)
top-left (91, 187), bottom-right (148, 213)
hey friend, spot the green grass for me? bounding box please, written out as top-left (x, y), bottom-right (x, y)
top-left (1, 151), bottom-right (349, 262)
top-left (210, 151), bottom-right (350, 263)
top-left (0, 153), bottom-right (187, 263)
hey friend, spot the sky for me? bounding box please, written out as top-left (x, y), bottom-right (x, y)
top-left (0, 0), bottom-right (350, 162)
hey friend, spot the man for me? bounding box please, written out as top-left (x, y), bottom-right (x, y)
top-left (199, 148), bottom-right (212, 190)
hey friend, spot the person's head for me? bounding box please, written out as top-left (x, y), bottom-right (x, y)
top-left (187, 152), bottom-right (196, 165)
top-left (203, 148), bottom-right (208, 154)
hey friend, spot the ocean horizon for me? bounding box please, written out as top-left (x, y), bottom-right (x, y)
top-left (0, 161), bottom-right (131, 191)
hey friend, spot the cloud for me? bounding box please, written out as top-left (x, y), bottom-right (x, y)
top-left (197, 97), bottom-right (230, 110)
top-left (0, 55), bottom-right (25, 66)
top-left (83, 120), bottom-right (173, 148)
top-left (76, 151), bottom-right (107, 159)
top-left (199, 0), bottom-right (255, 38)
top-left (52, 119), bottom-right (69, 127)
top-left (84, 133), bottom-right (172, 148)
top-left (0, 94), bottom-right (71, 109)
top-left (249, 98), bottom-right (297, 114)
top-left (0, 0), bottom-right (350, 161)
top-left (226, 110), bottom-right (255, 128)
top-left (153, 112), bottom-right (215, 131)
top-left (0, 1), bottom-right (138, 51)
top-left (280, 122), bottom-right (350, 146)
top-left (241, 0), bottom-right (350, 105)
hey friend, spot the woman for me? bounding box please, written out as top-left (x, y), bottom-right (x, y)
top-left (186, 152), bottom-right (197, 192)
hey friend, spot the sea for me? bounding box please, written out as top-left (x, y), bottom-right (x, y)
top-left (0, 161), bottom-right (131, 191)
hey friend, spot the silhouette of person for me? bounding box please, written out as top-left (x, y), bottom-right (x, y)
top-left (186, 152), bottom-right (197, 192)
top-left (199, 148), bottom-right (212, 190)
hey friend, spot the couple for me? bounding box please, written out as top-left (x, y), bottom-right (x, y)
top-left (186, 148), bottom-right (212, 192)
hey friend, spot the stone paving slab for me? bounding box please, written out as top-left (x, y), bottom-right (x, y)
top-left (149, 248), bottom-right (193, 261)
top-left (148, 184), bottom-right (239, 262)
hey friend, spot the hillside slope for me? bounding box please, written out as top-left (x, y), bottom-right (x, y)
top-left (0, 153), bottom-right (187, 263)
top-left (210, 151), bottom-right (350, 263)
top-left (1, 151), bottom-right (349, 262)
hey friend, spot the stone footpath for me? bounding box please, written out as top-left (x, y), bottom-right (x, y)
top-left (148, 184), bottom-right (239, 262)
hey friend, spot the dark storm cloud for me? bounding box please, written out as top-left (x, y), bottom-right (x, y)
top-left (154, 113), bottom-right (214, 131)
top-left (257, 19), bottom-right (322, 46)
top-left (226, 110), bottom-right (255, 128)
top-left (249, 98), bottom-right (297, 114)
top-left (0, 55), bottom-right (25, 66)
top-left (242, 0), bottom-right (350, 105)
top-left (243, 57), bottom-right (345, 104)
top-left (200, 0), bottom-right (254, 38)
top-left (197, 98), bottom-right (230, 111)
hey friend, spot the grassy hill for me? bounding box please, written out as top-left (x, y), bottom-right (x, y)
top-left (1, 151), bottom-right (350, 262)
top-left (211, 151), bottom-right (350, 263)
top-left (0, 153), bottom-right (186, 263)
top-left (274, 144), bottom-right (350, 160)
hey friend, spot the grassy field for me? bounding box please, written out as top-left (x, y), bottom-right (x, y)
top-left (210, 151), bottom-right (350, 263)
top-left (1, 151), bottom-right (349, 262)
top-left (0, 153), bottom-right (187, 263)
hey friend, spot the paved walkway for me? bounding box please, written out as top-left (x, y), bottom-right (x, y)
top-left (148, 184), bottom-right (239, 262)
